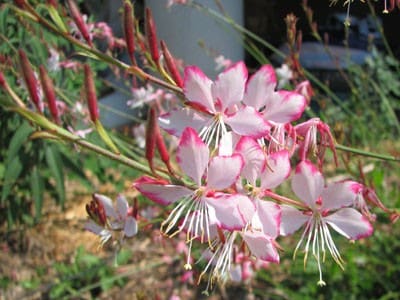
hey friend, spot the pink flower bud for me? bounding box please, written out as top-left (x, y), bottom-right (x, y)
top-left (123, 0), bottom-right (136, 65)
top-left (160, 40), bottom-right (183, 88)
top-left (145, 8), bottom-right (160, 64)
top-left (47, 0), bottom-right (57, 7)
top-left (145, 106), bottom-right (157, 174)
top-left (39, 65), bottom-right (60, 124)
top-left (83, 64), bottom-right (99, 122)
top-left (14, 0), bottom-right (26, 8)
top-left (67, 0), bottom-right (93, 46)
top-left (86, 196), bottom-right (107, 226)
top-left (0, 71), bottom-right (5, 89)
top-left (18, 49), bottom-right (42, 113)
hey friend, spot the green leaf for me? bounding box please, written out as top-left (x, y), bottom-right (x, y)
top-left (30, 166), bottom-right (44, 220)
top-left (1, 156), bottom-right (23, 203)
top-left (6, 121), bottom-right (33, 164)
top-left (47, 5), bottom-right (68, 33)
top-left (59, 149), bottom-right (92, 190)
top-left (45, 145), bottom-right (65, 207)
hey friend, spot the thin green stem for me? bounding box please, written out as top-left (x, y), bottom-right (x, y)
top-left (335, 143), bottom-right (400, 162)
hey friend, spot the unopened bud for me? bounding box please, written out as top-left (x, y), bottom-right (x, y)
top-left (84, 64), bottom-right (99, 122)
top-left (47, 0), bottom-right (57, 7)
top-left (145, 106), bottom-right (157, 174)
top-left (67, 0), bottom-right (93, 46)
top-left (123, 0), bottom-right (136, 65)
top-left (86, 195), bottom-right (107, 226)
top-left (160, 40), bottom-right (183, 87)
top-left (0, 71), bottom-right (5, 89)
top-left (39, 65), bottom-right (60, 124)
top-left (18, 49), bottom-right (42, 113)
top-left (145, 8), bottom-right (160, 64)
top-left (14, 0), bottom-right (26, 8)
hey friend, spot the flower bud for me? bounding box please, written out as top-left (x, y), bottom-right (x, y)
top-left (145, 8), bottom-right (160, 64)
top-left (160, 40), bottom-right (183, 88)
top-left (14, 0), bottom-right (26, 8)
top-left (86, 195), bottom-right (107, 226)
top-left (39, 65), bottom-right (60, 124)
top-left (0, 71), bottom-right (5, 89)
top-left (123, 0), bottom-right (136, 65)
top-left (83, 64), bottom-right (99, 122)
top-left (67, 0), bottom-right (93, 46)
top-left (145, 106), bottom-right (157, 174)
top-left (18, 49), bottom-right (42, 113)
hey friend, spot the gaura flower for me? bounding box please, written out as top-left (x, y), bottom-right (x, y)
top-left (134, 127), bottom-right (255, 249)
top-left (280, 161), bottom-right (373, 286)
top-left (159, 62), bottom-right (270, 147)
top-left (85, 194), bottom-right (138, 246)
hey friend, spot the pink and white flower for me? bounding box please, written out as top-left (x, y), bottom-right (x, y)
top-left (133, 127), bottom-right (255, 247)
top-left (280, 161), bottom-right (373, 286)
top-left (159, 62), bottom-right (270, 147)
top-left (85, 194), bottom-right (138, 245)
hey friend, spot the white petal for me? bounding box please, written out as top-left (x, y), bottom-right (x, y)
top-left (211, 61), bottom-right (247, 110)
top-left (253, 200), bottom-right (281, 238)
top-left (226, 106), bottom-right (270, 138)
top-left (95, 194), bottom-right (117, 219)
top-left (242, 231), bottom-right (279, 263)
top-left (206, 194), bottom-right (250, 230)
top-left (177, 127), bottom-right (209, 185)
top-left (279, 205), bottom-right (309, 236)
top-left (133, 176), bottom-right (193, 205)
top-left (243, 64), bottom-right (276, 109)
top-left (260, 150), bottom-right (291, 190)
top-left (325, 208), bottom-right (373, 240)
top-left (158, 108), bottom-right (208, 137)
top-left (116, 194), bottom-right (129, 219)
top-left (235, 136), bottom-right (265, 185)
top-left (321, 181), bottom-right (357, 210)
top-left (206, 154), bottom-right (243, 190)
top-left (263, 90), bottom-right (306, 124)
top-left (291, 161), bottom-right (324, 208)
top-left (124, 216), bottom-right (138, 237)
top-left (184, 66), bottom-right (215, 112)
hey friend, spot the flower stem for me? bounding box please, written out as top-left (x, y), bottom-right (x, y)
top-left (335, 143), bottom-right (400, 162)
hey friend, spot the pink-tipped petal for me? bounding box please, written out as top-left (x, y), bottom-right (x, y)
top-left (206, 194), bottom-right (249, 230)
top-left (324, 208), bottom-right (373, 240)
top-left (253, 200), bottom-right (281, 238)
top-left (243, 64), bottom-right (276, 109)
top-left (124, 216), bottom-right (138, 237)
top-left (263, 90), bottom-right (306, 124)
top-left (226, 106), bottom-right (271, 138)
top-left (184, 66), bottom-right (215, 112)
top-left (206, 154), bottom-right (243, 190)
top-left (211, 61), bottom-right (247, 110)
top-left (242, 231), bottom-right (280, 263)
top-left (321, 181), bottom-right (357, 210)
top-left (134, 176), bottom-right (193, 205)
top-left (292, 161), bottom-right (324, 208)
top-left (177, 127), bottom-right (209, 185)
top-left (158, 108), bottom-right (207, 137)
top-left (261, 150), bottom-right (291, 190)
top-left (279, 205), bottom-right (309, 236)
top-left (235, 136), bottom-right (265, 185)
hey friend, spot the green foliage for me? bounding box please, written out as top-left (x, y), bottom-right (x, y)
top-left (18, 246), bottom-right (130, 299)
